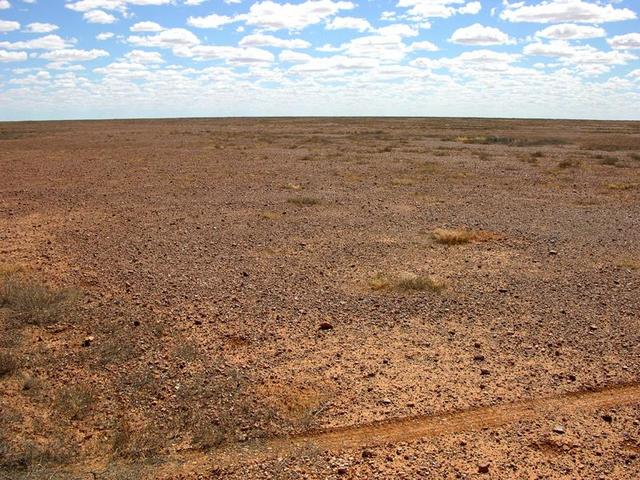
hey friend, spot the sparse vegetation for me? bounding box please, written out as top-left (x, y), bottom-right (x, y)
top-left (598, 156), bottom-right (619, 166)
top-left (617, 258), bottom-right (639, 270)
top-left (391, 177), bottom-right (414, 186)
top-left (0, 352), bottom-right (19, 378)
top-left (431, 228), bottom-right (496, 245)
top-left (630, 153), bottom-right (640, 161)
top-left (0, 275), bottom-right (77, 326)
top-left (607, 183), bottom-right (637, 191)
top-left (449, 135), bottom-right (568, 147)
top-left (284, 183), bottom-right (303, 190)
top-left (288, 196), bottom-right (320, 206)
top-left (557, 159), bottom-right (580, 169)
top-left (369, 272), bottom-right (446, 293)
top-left (56, 385), bottom-right (94, 420)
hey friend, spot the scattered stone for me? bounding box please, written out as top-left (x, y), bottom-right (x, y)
top-left (552, 424), bottom-right (565, 434)
top-left (337, 467), bottom-right (348, 475)
top-left (498, 287), bottom-right (508, 293)
top-left (549, 250), bottom-right (558, 255)
top-left (480, 368), bottom-right (490, 376)
top-left (474, 354), bottom-right (485, 362)
top-left (362, 449), bottom-right (375, 459)
top-left (601, 414), bottom-right (613, 423)
top-left (589, 324), bottom-right (597, 331)
top-left (82, 336), bottom-right (94, 347)
top-left (379, 398), bottom-right (392, 405)
top-left (478, 462), bottom-right (490, 474)
top-left (319, 322), bottom-right (334, 331)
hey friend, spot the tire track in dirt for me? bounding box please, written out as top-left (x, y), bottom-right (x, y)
top-left (214, 382), bottom-right (640, 466)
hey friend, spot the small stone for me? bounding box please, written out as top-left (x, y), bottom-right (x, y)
top-left (319, 322), bottom-right (334, 331)
top-left (498, 287), bottom-right (508, 293)
top-left (337, 467), bottom-right (348, 475)
top-left (601, 414), bottom-right (613, 423)
top-left (552, 424), bottom-right (565, 434)
top-left (589, 324), bottom-right (597, 331)
top-left (474, 354), bottom-right (485, 362)
top-left (362, 449), bottom-right (375, 459)
top-left (379, 398), bottom-right (392, 405)
top-left (549, 250), bottom-right (558, 255)
top-left (82, 336), bottom-right (94, 347)
top-left (480, 368), bottom-right (490, 376)
top-left (478, 462), bottom-right (490, 474)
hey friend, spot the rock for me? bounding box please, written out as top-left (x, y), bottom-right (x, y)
top-left (379, 398), bottom-right (392, 405)
top-left (362, 449), bottom-right (375, 459)
top-left (319, 322), bottom-right (333, 331)
top-left (478, 462), bottom-right (490, 474)
top-left (601, 414), bottom-right (613, 423)
top-left (480, 368), bottom-right (490, 376)
top-left (337, 467), bottom-right (348, 475)
top-left (498, 287), bottom-right (508, 293)
top-left (549, 250), bottom-right (558, 255)
top-left (474, 354), bottom-right (485, 362)
top-left (82, 336), bottom-right (94, 347)
top-left (589, 324), bottom-right (597, 331)
top-left (552, 424), bottom-right (565, 434)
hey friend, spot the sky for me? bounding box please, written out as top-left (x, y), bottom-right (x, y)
top-left (0, 0), bottom-right (639, 121)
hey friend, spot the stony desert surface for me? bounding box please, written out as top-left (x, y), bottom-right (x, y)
top-left (1, 118), bottom-right (639, 479)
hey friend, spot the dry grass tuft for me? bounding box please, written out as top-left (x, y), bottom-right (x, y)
top-left (369, 272), bottom-right (446, 293)
top-left (391, 177), bottom-right (414, 186)
top-left (0, 275), bottom-right (78, 326)
top-left (56, 385), bottom-right (94, 420)
top-left (432, 228), bottom-right (496, 245)
top-left (450, 135), bottom-right (568, 147)
top-left (0, 352), bottom-right (20, 377)
top-left (288, 196), bottom-right (320, 206)
top-left (617, 258), bottom-right (639, 270)
top-left (261, 211), bottom-right (282, 220)
top-left (557, 159), bottom-right (580, 169)
top-left (607, 183), bottom-right (637, 191)
top-left (284, 182), bottom-right (303, 191)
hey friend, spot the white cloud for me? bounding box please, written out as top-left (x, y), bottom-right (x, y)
top-left (244, 0), bottom-right (355, 31)
top-left (450, 23), bottom-right (513, 46)
top-left (458, 1), bottom-right (481, 15)
top-left (608, 33), bottom-right (640, 50)
top-left (0, 49), bottom-right (27, 62)
top-left (278, 49), bottom-right (313, 63)
top-left (176, 45), bottom-right (275, 64)
top-left (128, 28), bottom-right (200, 49)
top-left (326, 16), bottom-right (372, 32)
top-left (124, 49), bottom-right (164, 63)
top-left (501, 0), bottom-right (637, 24)
top-left (39, 48), bottom-right (109, 62)
top-left (239, 33), bottom-right (311, 49)
top-left (130, 21), bottom-right (164, 32)
top-left (535, 23), bottom-right (605, 40)
top-left (96, 32), bottom-right (114, 40)
top-left (524, 40), bottom-right (637, 66)
top-left (410, 40), bottom-right (438, 52)
top-left (187, 13), bottom-right (236, 29)
top-left (183, 0), bottom-right (206, 4)
top-left (0, 34), bottom-right (72, 50)
top-left (65, 0), bottom-right (173, 12)
top-left (0, 0), bottom-right (10, 9)
top-left (24, 22), bottom-right (59, 33)
top-left (288, 54), bottom-right (377, 73)
top-left (377, 23), bottom-right (418, 38)
top-left (397, 0), bottom-right (478, 20)
top-left (0, 20), bottom-right (19, 32)
top-left (83, 9), bottom-right (117, 24)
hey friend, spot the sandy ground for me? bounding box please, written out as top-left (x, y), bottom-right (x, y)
top-left (0, 118), bottom-right (639, 479)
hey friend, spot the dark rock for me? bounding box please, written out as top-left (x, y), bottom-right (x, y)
top-left (478, 462), bottom-right (490, 474)
top-left (319, 322), bottom-right (334, 331)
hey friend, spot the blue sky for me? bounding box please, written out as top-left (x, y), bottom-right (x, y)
top-left (0, 0), bottom-right (639, 120)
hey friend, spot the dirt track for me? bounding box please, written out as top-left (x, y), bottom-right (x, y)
top-left (1, 118), bottom-right (639, 479)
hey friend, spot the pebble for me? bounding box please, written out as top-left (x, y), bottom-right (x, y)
top-left (379, 398), bottom-right (392, 405)
top-left (362, 449), bottom-right (375, 459)
top-left (478, 462), bottom-right (490, 474)
top-left (82, 336), bottom-right (94, 347)
top-left (552, 424), bottom-right (565, 434)
top-left (319, 322), bottom-right (334, 331)
top-left (549, 250), bottom-right (558, 255)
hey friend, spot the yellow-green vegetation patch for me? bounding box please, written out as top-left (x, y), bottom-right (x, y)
top-left (368, 272), bottom-right (446, 293)
top-left (431, 228), bottom-right (497, 245)
top-left (287, 196), bottom-right (320, 206)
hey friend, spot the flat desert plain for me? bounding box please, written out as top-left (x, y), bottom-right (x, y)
top-left (1, 118), bottom-right (639, 479)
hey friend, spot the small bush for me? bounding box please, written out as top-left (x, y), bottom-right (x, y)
top-left (56, 385), bottom-right (94, 420)
top-left (288, 197), bottom-right (320, 206)
top-left (450, 135), bottom-right (568, 147)
top-left (0, 275), bottom-right (77, 326)
top-left (369, 273), bottom-right (446, 293)
top-left (557, 159), bottom-right (579, 169)
top-left (617, 258), bottom-right (639, 270)
top-left (432, 228), bottom-right (495, 245)
top-left (0, 352), bottom-right (19, 377)
top-left (630, 153), bottom-right (640, 161)
top-left (607, 183), bottom-right (637, 191)
top-left (598, 156), bottom-right (619, 166)
top-left (284, 182), bottom-right (303, 191)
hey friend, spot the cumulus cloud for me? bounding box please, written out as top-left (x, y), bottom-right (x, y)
top-left (124, 49), bottom-right (164, 63)
top-left (39, 48), bottom-right (109, 62)
top-left (0, 0), bottom-right (10, 9)
top-left (534, 23), bottom-right (605, 40)
top-left (397, 0), bottom-right (481, 20)
top-left (326, 16), bottom-right (372, 32)
top-left (0, 20), bottom-right (19, 32)
top-left (239, 33), bottom-right (311, 49)
top-left (83, 9), bottom-right (117, 24)
top-left (128, 28), bottom-right (200, 49)
top-left (187, 13), bottom-right (237, 29)
top-left (130, 21), bottom-right (164, 32)
top-left (450, 23), bottom-right (513, 46)
top-left (524, 40), bottom-right (637, 67)
top-left (501, 0), bottom-right (637, 24)
top-left (96, 32), bottom-right (115, 40)
top-left (608, 33), bottom-right (640, 50)
top-left (23, 22), bottom-right (59, 33)
top-left (278, 49), bottom-right (313, 63)
top-left (176, 45), bottom-right (275, 64)
top-left (0, 49), bottom-right (27, 62)
top-left (243, 0), bottom-right (355, 31)
top-left (0, 34), bottom-right (72, 50)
